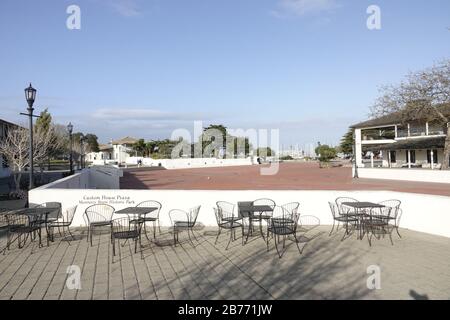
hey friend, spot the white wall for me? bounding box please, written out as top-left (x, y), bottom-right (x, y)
top-left (126, 157), bottom-right (254, 169)
top-left (28, 189), bottom-right (450, 238)
top-left (359, 167), bottom-right (450, 184)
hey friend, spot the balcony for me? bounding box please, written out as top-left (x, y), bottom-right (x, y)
top-left (397, 123), bottom-right (445, 139)
top-left (361, 127), bottom-right (395, 141)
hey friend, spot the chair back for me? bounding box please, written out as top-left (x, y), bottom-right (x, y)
top-left (369, 206), bottom-right (393, 221)
top-left (84, 204), bottom-right (115, 224)
top-left (216, 201), bottom-right (236, 216)
top-left (329, 202), bottom-right (339, 219)
top-left (282, 202), bottom-right (299, 216)
top-left (378, 199), bottom-right (401, 218)
top-left (213, 207), bottom-right (221, 225)
top-left (253, 198), bottom-right (276, 209)
top-left (335, 197), bottom-right (358, 215)
top-left (62, 206), bottom-right (78, 225)
top-left (253, 198), bottom-right (276, 218)
top-left (214, 204), bottom-right (236, 225)
top-left (270, 206), bottom-right (299, 234)
top-left (188, 206), bottom-right (201, 226)
top-left (136, 200), bottom-right (162, 219)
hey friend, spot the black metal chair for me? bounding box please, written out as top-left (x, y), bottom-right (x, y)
top-left (362, 206), bottom-right (395, 246)
top-left (111, 217), bottom-right (143, 262)
top-left (169, 206), bottom-right (201, 246)
top-left (214, 202), bottom-right (244, 250)
top-left (252, 198), bottom-right (275, 240)
top-left (377, 199), bottom-right (402, 238)
top-left (84, 204), bottom-right (115, 246)
top-left (47, 206), bottom-right (77, 244)
top-left (4, 213), bottom-right (42, 252)
top-left (136, 200), bottom-right (162, 240)
top-left (267, 206), bottom-right (301, 258)
top-left (329, 202), bottom-right (359, 240)
top-left (335, 197), bottom-right (359, 215)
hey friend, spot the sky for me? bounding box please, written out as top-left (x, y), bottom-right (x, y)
top-left (0, 0), bottom-right (449, 150)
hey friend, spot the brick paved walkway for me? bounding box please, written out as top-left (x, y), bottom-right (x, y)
top-left (0, 226), bottom-right (449, 300)
top-left (120, 163), bottom-right (450, 196)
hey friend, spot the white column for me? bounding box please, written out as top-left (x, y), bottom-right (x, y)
top-left (370, 152), bottom-right (374, 168)
top-left (431, 149), bottom-right (434, 170)
top-left (407, 150), bottom-right (411, 169)
top-left (426, 122), bottom-right (429, 136)
top-left (388, 150), bottom-right (391, 168)
top-left (354, 129), bottom-right (363, 167)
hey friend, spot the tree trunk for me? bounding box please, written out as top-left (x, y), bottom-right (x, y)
top-left (442, 125), bottom-right (450, 170)
top-left (14, 172), bottom-right (22, 192)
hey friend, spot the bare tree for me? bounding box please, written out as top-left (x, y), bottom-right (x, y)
top-left (370, 59), bottom-right (450, 169)
top-left (0, 125), bottom-right (56, 192)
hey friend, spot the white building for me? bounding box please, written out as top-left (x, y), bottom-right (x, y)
top-left (86, 136), bottom-right (138, 165)
top-left (86, 144), bottom-right (114, 164)
top-left (351, 104), bottom-right (450, 169)
top-left (0, 119), bottom-right (19, 178)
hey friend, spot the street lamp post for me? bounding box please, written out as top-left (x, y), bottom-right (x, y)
top-left (80, 137), bottom-right (85, 169)
top-left (21, 84), bottom-right (37, 189)
top-left (67, 123), bottom-right (74, 175)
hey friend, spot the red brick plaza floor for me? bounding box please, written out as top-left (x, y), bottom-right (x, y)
top-left (120, 162), bottom-right (450, 196)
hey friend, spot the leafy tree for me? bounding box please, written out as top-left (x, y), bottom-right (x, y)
top-left (315, 145), bottom-right (337, 162)
top-left (84, 134), bottom-right (99, 153)
top-left (35, 108), bottom-right (52, 133)
top-left (256, 147), bottom-right (274, 157)
top-left (200, 124), bottom-right (252, 158)
top-left (131, 139), bottom-right (146, 156)
top-left (145, 141), bottom-right (158, 157)
top-left (340, 129), bottom-right (354, 156)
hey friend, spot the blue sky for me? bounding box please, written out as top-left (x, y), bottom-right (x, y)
top-left (0, 0), bottom-right (449, 149)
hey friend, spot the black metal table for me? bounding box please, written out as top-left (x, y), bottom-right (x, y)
top-left (115, 207), bottom-right (158, 218)
top-left (238, 202), bottom-right (274, 244)
top-left (1, 207), bottom-right (53, 250)
top-left (341, 202), bottom-right (386, 240)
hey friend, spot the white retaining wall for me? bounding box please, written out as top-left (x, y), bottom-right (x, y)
top-left (358, 168), bottom-right (450, 184)
top-left (33, 166), bottom-right (123, 190)
top-left (126, 157), bottom-right (254, 169)
top-left (28, 189), bottom-right (450, 238)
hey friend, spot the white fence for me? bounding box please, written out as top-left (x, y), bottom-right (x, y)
top-left (358, 168), bottom-right (450, 184)
top-left (28, 188), bottom-right (450, 238)
top-left (125, 157), bottom-right (254, 169)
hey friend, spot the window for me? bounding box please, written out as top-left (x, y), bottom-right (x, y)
top-left (426, 150), bottom-right (438, 164)
top-left (407, 150), bottom-right (416, 163)
top-left (389, 151), bottom-right (396, 163)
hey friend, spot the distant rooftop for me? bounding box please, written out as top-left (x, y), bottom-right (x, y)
top-left (111, 136), bottom-right (138, 145)
top-left (98, 144), bottom-right (113, 151)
